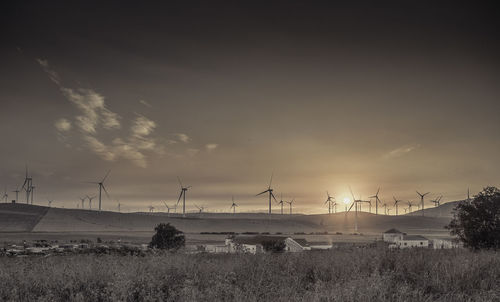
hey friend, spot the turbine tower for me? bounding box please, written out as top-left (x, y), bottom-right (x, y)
top-left (369, 188), bottom-right (382, 215)
top-left (416, 191), bottom-right (430, 216)
top-left (393, 196), bottom-right (402, 216)
top-left (21, 165), bottom-right (33, 204)
top-left (12, 188), bottom-right (20, 203)
top-left (285, 198), bottom-right (295, 215)
top-left (256, 173), bottom-right (277, 215)
top-left (87, 170), bottom-right (111, 212)
top-left (79, 196), bottom-right (86, 209)
top-left (347, 186), bottom-right (362, 232)
top-left (325, 191), bottom-right (334, 214)
top-left (86, 195), bottom-right (96, 210)
top-left (230, 196), bottom-right (238, 214)
top-left (176, 177), bottom-right (191, 217)
top-left (407, 201), bottom-right (414, 213)
top-left (278, 193), bottom-right (285, 215)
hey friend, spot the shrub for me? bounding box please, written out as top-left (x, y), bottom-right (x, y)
top-left (149, 223), bottom-right (185, 250)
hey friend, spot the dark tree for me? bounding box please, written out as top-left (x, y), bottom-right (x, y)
top-left (447, 186), bottom-right (500, 250)
top-left (149, 223), bottom-right (185, 250)
top-left (262, 239), bottom-right (286, 253)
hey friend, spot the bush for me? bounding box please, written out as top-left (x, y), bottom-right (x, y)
top-left (149, 223), bottom-right (185, 250)
top-left (447, 186), bottom-right (500, 250)
top-left (261, 239), bottom-right (286, 253)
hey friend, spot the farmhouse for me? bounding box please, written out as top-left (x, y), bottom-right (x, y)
top-left (432, 238), bottom-right (462, 249)
top-left (396, 235), bottom-right (429, 249)
top-left (224, 236), bottom-right (321, 254)
top-left (284, 238), bottom-right (311, 252)
top-left (383, 228), bottom-right (404, 243)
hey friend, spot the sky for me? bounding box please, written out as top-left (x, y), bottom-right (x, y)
top-left (1, 1), bottom-right (499, 213)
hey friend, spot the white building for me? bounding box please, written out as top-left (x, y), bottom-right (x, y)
top-left (383, 228), bottom-right (404, 243)
top-left (432, 238), bottom-right (462, 249)
top-left (396, 235), bottom-right (429, 249)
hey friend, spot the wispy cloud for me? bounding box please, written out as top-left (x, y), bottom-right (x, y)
top-left (139, 99), bottom-right (152, 108)
top-left (175, 133), bottom-right (191, 143)
top-left (39, 59), bottom-right (167, 168)
top-left (54, 118), bottom-right (72, 132)
top-left (205, 143), bottom-right (218, 152)
top-left (385, 143), bottom-right (420, 159)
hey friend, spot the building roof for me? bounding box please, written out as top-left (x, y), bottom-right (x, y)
top-left (232, 235), bottom-right (286, 245)
top-left (292, 238), bottom-right (309, 247)
top-left (384, 228), bottom-right (403, 234)
top-left (402, 235), bottom-right (428, 241)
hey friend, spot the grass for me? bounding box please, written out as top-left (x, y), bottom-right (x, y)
top-left (0, 247), bottom-right (499, 301)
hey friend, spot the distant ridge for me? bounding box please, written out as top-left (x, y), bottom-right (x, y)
top-left (0, 202), bottom-right (457, 235)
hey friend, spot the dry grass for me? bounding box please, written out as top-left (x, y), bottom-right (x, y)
top-left (0, 247), bottom-right (499, 301)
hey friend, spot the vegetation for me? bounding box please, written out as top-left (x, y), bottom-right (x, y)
top-left (149, 223), bottom-right (185, 250)
top-left (0, 247), bottom-right (498, 301)
top-left (261, 239), bottom-right (286, 253)
top-left (447, 186), bottom-right (500, 250)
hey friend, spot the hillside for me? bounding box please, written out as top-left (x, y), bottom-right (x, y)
top-left (0, 202), bottom-right (456, 236)
top-left (0, 203), bottom-right (49, 232)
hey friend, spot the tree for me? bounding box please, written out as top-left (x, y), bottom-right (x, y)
top-left (261, 239), bottom-right (286, 253)
top-left (447, 186), bottom-right (500, 250)
top-left (149, 223), bottom-right (185, 250)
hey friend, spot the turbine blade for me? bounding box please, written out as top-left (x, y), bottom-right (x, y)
top-left (102, 185), bottom-right (111, 199)
top-left (271, 192), bottom-right (278, 202)
top-left (101, 169), bottom-right (111, 183)
top-left (177, 176), bottom-right (183, 188)
top-left (268, 172), bottom-right (273, 189)
top-left (177, 191), bottom-right (183, 204)
top-left (256, 190), bottom-right (268, 196)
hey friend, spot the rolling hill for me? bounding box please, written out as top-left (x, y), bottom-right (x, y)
top-left (0, 201), bottom-right (459, 236)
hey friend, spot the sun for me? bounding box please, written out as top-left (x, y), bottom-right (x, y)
top-left (343, 197), bottom-right (350, 204)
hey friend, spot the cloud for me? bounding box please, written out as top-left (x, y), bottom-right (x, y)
top-left (131, 115), bottom-right (156, 137)
top-left (37, 58), bottom-right (61, 84)
top-left (205, 143), bottom-right (218, 152)
top-left (39, 59), bottom-right (195, 168)
top-left (175, 133), bottom-right (191, 143)
top-left (54, 118), bottom-right (72, 132)
top-left (60, 87), bottom-right (121, 134)
top-left (139, 99), bottom-right (152, 108)
top-left (385, 144), bottom-right (420, 159)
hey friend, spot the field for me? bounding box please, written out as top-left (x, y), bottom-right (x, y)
top-left (0, 247), bottom-right (498, 302)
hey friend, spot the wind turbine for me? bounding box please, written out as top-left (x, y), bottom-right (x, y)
top-left (148, 205), bottom-right (155, 213)
top-left (86, 195), bottom-right (96, 210)
top-left (230, 196), bottom-right (238, 214)
top-left (87, 170), bottom-right (111, 212)
top-left (416, 191), bottom-right (430, 216)
top-left (382, 203), bottom-right (388, 215)
top-left (325, 191), bottom-right (335, 214)
top-left (117, 202), bottom-right (121, 213)
top-left (2, 188), bottom-right (7, 202)
top-left (30, 185), bottom-right (35, 204)
top-left (407, 201), bottom-right (414, 213)
top-left (256, 173), bottom-right (277, 215)
top-left (162, 200), bottom-right (175, 216)
top-left (176, 177), bottom-right (191, 217)
top-left (79, 196), bottom-right (86, 209)
top-left (347, 186), bottom-right (362, 232)
top-left (47, 199), bottom-right (53, 207)
top-left (194, 204), bottom-right (204, 214)
top-left (393, 196), bottom-right (402, 216)
top-left (431, 195), bottom-right (442, 207)
top-left (278, 193), bottom-right (285, 215)
top-left (21, 165), bottom-right (33, 204)
top-left (369, 188), bottom-right (382, 215)
top-left (12, 188), bottom-right (20, 203)
top-left (285, 198), bottom-right (295, 215)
